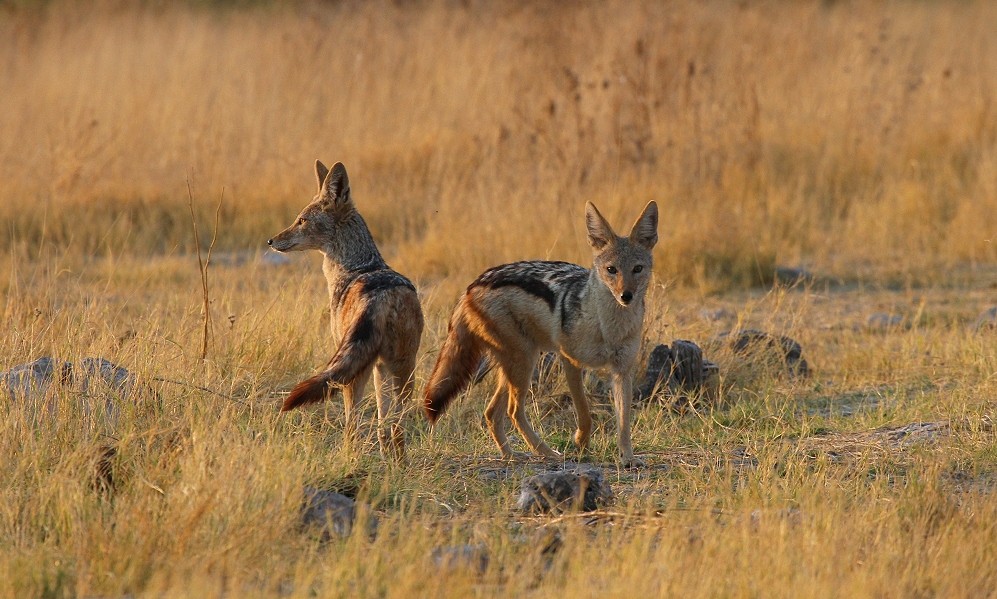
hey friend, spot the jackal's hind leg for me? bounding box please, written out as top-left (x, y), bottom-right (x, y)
top-left (343, 366), bottom-right (373, 452)
top-left (505, 358), bottom-right (560, 459)
top-left (374, 361), bottom-right (411, 460)
top-left (561, 358), bottom-right (591, 451)
top-left (484, 370), bottom-right (529, 460)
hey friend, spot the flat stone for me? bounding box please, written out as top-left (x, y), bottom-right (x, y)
top-left (301, 486), bottom-right (377, 539)
top-left (1, 357), bottom-right (72, 400)
top-left (516, 464), bottom-right (612, 514)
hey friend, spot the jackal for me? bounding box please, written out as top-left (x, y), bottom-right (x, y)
top-left (424, 201), bottom-right (658, 466)
top-left (268, 160), bottom-right (424, 458)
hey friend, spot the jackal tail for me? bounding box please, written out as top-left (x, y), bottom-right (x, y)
top-left (282, 313), bottom-right (382, 412)
top-left (424, 299), bottom-right (485, 424)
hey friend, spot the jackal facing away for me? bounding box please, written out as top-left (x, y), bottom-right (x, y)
top-left (424, 201), bottom-right (658, 467)
top-left (268, 161), bottom-right (424, 459)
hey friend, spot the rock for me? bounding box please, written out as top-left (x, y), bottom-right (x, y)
top-left (516, 464), bottom-right (612, 514)
top-left (429, 544), bottom-right (489, 573)
top-left (671, 340), bottom-right (706, 389)
top-left (774, 266), bottom-right (815, 285)
top-left (635, 341), bottom-right (718, 401)
top-left (866, 313), bottom-right (904, 330)
top-left (717, 330), bottom-right (809, 378)
top-left (972, 307), bottom-right (997, 331)
top-left (1, 357), bottom-right (72, 400)
top-left (76, 357), bottom-right (137, 398)
top-left (2, 356), bottom-right (138, 406)
top-left (301, 486), bottom-right (377, 539)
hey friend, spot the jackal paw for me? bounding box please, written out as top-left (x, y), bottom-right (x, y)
top-left (620, 455), bottom-right (646, 469)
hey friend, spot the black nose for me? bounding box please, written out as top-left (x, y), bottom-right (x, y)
top-left (267, 238), bottom-right (273, 246)
top-left (621, 291), bottom-right (633, 304)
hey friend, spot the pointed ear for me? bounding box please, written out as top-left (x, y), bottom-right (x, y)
top-left (585, 202), bottom-right (617, 251)
top-left (320, 162), bottom-right (352, 208)
top-left (628, 201), bottom-right (658, 250)
top-left (314, 160), bottom-right (330, 194)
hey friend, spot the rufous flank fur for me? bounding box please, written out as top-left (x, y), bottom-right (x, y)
top-left (268, 160), bottom-right (424, 459)
top-left (424, 201), bottom-right (658, 467)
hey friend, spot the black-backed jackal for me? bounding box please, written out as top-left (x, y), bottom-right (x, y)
top-left (268, 161), bottom-right (424, 459)
top-left (424, 201), bottom-right (658, 467)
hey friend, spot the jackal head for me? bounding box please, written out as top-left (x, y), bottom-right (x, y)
top-left (267, 160), bottom-right (356, 253)
top-left (586, 201), bottom-right (659, 307)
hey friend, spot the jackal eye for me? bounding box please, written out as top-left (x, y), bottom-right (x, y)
top-left (633, 265), bottom-right (643, 274)
top-left (297, 218), bottom-right (307, 226)
top-left (606, 266), bottom-right (618, 275)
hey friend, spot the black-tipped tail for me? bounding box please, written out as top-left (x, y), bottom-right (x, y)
top-left (281, 311), bottom-right (381, 412)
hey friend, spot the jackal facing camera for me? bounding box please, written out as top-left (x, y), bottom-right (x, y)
top-left (424, 201), bottom-right (658, 467)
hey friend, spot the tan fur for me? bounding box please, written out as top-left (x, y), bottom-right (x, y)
top-left (269, 160), bottom-right (423, 459)
top-left (424, 201), bottom-right (658, 467)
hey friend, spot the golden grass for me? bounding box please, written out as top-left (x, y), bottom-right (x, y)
top-left (3, 250), bottom-right (997, 598)
top-left (3, 0), bottom-right (997, 288)
top-left (4, 2), bottom-right (997, 597)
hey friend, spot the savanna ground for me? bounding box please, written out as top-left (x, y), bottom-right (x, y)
top-left (3, 1), bottom-right (997, 597)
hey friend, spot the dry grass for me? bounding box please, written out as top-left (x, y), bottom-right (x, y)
top-left (4, 1), bottom-right (997, 598)
top-left (3, 251), bottom-right (997, 598)
top-left (3, 0), bottom-right (997, 288)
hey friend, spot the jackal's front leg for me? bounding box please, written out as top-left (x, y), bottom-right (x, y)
top-left (611, 371), bottom-right (643, 468)
top-left (561, 359), bottom-right (591, 451)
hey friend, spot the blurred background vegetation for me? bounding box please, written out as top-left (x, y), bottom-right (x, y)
top-left (2, 0), bottom-right (996, 291)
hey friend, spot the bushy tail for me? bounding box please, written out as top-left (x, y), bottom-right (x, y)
top-left (424, 300), bottom-right (485, 423)
top-left (282, 313), bottom-right (382, 412)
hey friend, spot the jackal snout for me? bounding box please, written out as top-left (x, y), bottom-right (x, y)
top-left (585, 201), bottom-right (659, 307)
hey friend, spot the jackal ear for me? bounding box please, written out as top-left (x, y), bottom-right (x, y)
top-left (628, 201), bottom-right (658, 250)
top-left (315, 160), bottom-right (330, 194)
top-left (320, 162), bottom-right (352, 208)
top-left (585, 202), bottom-right (617, 251)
